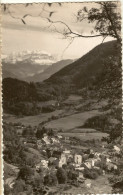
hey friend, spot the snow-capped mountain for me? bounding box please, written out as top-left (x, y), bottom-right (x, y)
top-left (2, 50), bottom-right (56, 80)
top-left (3, 50), bottom-right (55, 65)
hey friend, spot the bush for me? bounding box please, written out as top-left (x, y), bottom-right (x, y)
top-left (44, 173), bottom-right (58, 186)
top-left (42, 105), bottom-right (55, 113)
top-left (83, 168), bottom-right (99, 180)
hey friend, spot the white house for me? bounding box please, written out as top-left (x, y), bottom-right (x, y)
top-left (114, 145), bottom-right (120, 153)
top-left (57, 135), bottom-right (62, 139)
top-left (41, 160), bottom-right (48, 168)
top-left (85, 158), bottom-right (96, 168)
top-left (74, 154), bottom-right (82, 165)
top-left (63, 149), bottom-right (71, 154)
top-left (51, 137), bottom-right (59, 144)
top-left (106, 158), bottom-right (112, 163)
top-left (42, 135), bottom-right (50, 145)
top-left (75, 167), bottom-right (84, 171)
top-left (84, 162), bottom-right (92, 169)
top-left (59, 154), bottom-right (67, 167)
top-left (94, 152), bottom-right (101, 157)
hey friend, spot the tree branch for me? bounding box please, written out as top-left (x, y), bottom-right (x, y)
top-left (46, 18), bottom-right (110, 38)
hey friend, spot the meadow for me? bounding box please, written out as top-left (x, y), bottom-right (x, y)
top-left (44, 110), bottom-right (102, 131)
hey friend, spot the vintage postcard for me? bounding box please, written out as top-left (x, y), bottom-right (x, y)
top-left (1, 1), bottom-right (123, 194)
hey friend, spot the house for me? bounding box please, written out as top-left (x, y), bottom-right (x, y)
top-left (49, 157), bottom-right (57, 164)
top-left (57, 135), bottom-right (62, 139)
top-left (74, 154), bottom-right (82, 165)
top-left (64, 136), bottom-right (70, 141)
top-left (59, 154), bottom-right (67, 167)
top-left (106, 158), bottom-right (112, 163)
top-left (106, 162), bottom-right (118, 171)
top-left (51, 137), bottom-right (59, 144)
top-left (63, 149), bottom-right (71, 154)
top-left (85, 158), bottom-right (96, 168)
top-left (41, 160), bottom-right (48, 168)
top-left (84, 162), bottom-right (92, 169)
top-left (75, 167), bottom-right (84, 171)
top-left (114, 145), bottom-right (120, 153)
top-left (94, 152), bottom-right (101, 158)
top-left (42, 135), bottom-right (50, 145)
top-left (78, 172), bottom-right (84, 179)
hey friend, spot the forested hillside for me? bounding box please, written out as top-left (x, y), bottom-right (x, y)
top-left (3, 40), bottom-right (122, 115)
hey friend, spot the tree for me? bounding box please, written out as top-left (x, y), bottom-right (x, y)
top-left (56, 167), bottom-right (67, 184)
top-left (76, 2), bottom-right (121, 42)
top-left (18, 166), bottom-right (34, 181)
top-left (12, 179), bottom-right (26, 195)
top-left (36, 127), bottom-right (47, 139)
top-left (44, 173), bottom-right (58, 186)
top-left (4, 184), bottom-right (11, 195)
top-left (32, 174), bottom-right (44, 189)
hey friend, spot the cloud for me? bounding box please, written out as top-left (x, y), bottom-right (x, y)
top-left (2, 3), bottom-right (114, 60)
top-left (4, 49), bottom-right (56, 65)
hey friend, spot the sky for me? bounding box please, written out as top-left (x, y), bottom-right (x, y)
top-left (2, 3), bottom-right (115, 60)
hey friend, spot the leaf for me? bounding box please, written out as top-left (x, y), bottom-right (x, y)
top-left (4, 5), bottom-right (6, 11)
top-left (49, 12), bottom-right (54, 17)
top-left (83, 6), bottom-right (88, 13)
top-left (48, 3), bottom-right (52, 7)
top-left (21, 19), bottom-right (26, 25)
top-left (23, 14), bottom-right (29, 18)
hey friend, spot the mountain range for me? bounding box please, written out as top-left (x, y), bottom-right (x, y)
top-left (2, 51), bottom-right (74, 82)
top-left (2, 50), bottom-right (54, 80)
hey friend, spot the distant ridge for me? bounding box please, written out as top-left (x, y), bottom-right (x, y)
top-left (26, 59), bottom-right (74, 82)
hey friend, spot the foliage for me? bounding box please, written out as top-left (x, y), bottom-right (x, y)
top-left (109, 170), bottom-right (123, 193)
top-left (56, 167), bottom-right (67, 184)
top-left (82, 114), bottom-right (111, 132)
top-left (77, 2), bottom-right (121, 42)
top-left (22, 126), bottom-right (35, 137)
top-left (36, 126), bottom-right (54, 139)
top-left (12, 179), bottom-right (26, 195)
top-left (18, 166), bottom-right (34, 181)
top-left (3, 122), bottom-right (27, 165)
top-left (83, 168), bottom-right (99, 179)
top-left (44, 173), bottom-right (58, 186)
top-left (41, 105), bottom-right (55, 113)
top-left (4, 184), bottom-right (11, 195)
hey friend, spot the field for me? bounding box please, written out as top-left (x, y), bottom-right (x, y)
top-left (3, 110), bottom-right (63, 126)
top-left (60, 131), bottom-right (108, 141)
top-left (44, 110), bottom-right (102, 131)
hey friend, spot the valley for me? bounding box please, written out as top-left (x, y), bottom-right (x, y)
top-left (3, 40), bottom-right (122, 195)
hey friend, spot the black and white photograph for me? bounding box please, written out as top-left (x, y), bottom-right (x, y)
top-left (1, 1), bottom-right (123, 194)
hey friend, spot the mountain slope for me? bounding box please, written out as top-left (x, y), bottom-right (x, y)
top-left (26, 59), bottom-right (74, 82)
top-left (45, 41), bottom-right (118, 88)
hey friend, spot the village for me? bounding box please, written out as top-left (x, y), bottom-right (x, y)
top-left (4, 121), bottom-right (123, 194)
